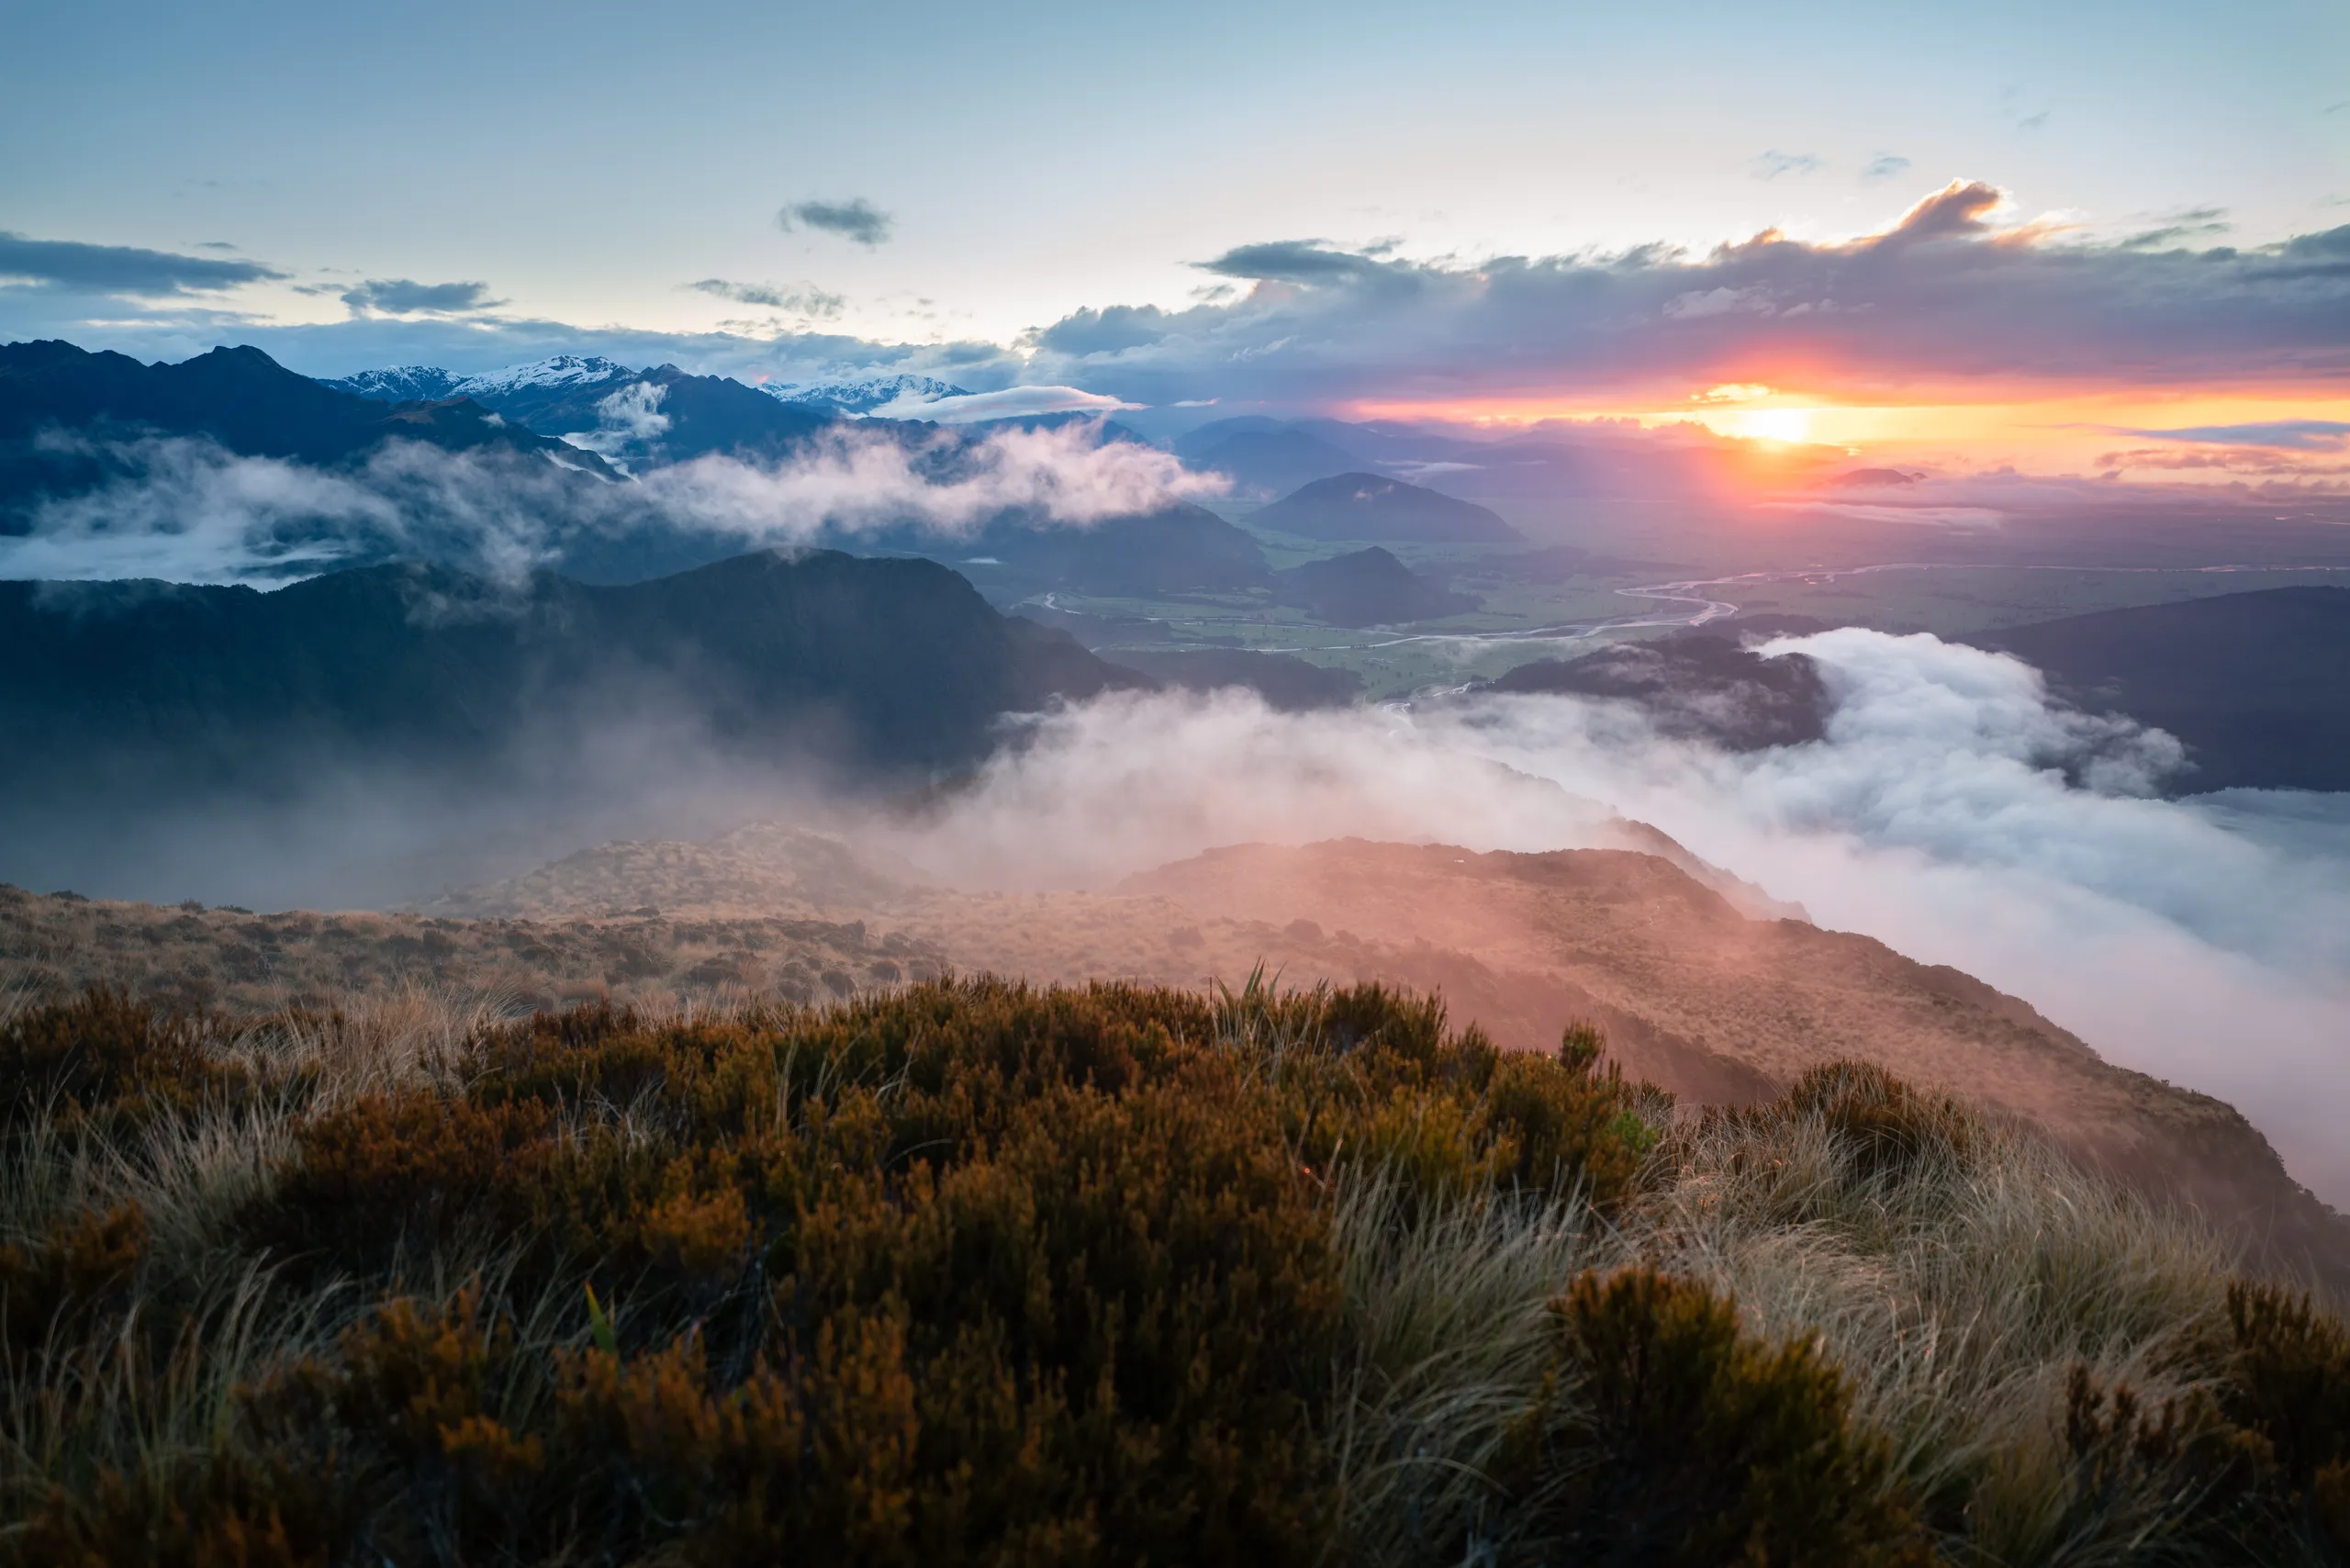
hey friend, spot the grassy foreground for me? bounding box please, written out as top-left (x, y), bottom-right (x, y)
top-left (1, 977), bottom-right (2346, 1565)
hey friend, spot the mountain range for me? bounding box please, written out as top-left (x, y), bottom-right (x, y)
top-left (0, 340), bottom-right (618, 527)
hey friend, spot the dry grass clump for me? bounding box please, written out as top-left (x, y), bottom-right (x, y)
top-left (0, 976), bottom-right (2344, 1566)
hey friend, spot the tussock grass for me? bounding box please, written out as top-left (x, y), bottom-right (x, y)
top-left (0, 978), bottom-right (2344, 1565)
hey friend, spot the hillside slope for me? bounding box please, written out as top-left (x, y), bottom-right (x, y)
top-left (1118, 839), bottom-right (2344, 1271)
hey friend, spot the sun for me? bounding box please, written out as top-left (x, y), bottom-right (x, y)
top-left (1729, 407), bottom-right (1816, 443)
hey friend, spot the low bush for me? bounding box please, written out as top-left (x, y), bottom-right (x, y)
top-left (3, 980), bottom-right (2343, 1566)
top-left (1505, 1265), bottom-right (1933, 1566)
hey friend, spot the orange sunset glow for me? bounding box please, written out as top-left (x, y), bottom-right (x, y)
top-left (1339, 386), bottom-right (2350, 480)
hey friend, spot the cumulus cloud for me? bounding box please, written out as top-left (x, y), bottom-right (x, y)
top-left (0, 420), bottom-right (1227, 586)
top-left (778, 198), bottom-right (893, 247)
top-left (890, 633), bottom-right (2350, 1202)
top-left (1020, 181), bottom-right (2350, 409)
top-left (341, 278), bottom-right (508, 316)
top-left (0, 231), bottom-right (285, 295)
top-left (688, 278), bottom-right (846, 317)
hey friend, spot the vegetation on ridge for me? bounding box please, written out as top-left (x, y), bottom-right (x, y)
top-left (0, 977), bottom-right (2344, 1564)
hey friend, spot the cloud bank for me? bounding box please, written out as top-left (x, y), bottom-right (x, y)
top-left (892, 633), bottom-right (2350, 1204)
top-left (1024, 183), bottom-right (2350, 408)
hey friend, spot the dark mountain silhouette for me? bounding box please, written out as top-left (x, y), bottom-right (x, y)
top-left (1475, 633), bottom-right (1830, 750)
top-left (0, 341), bottom-right (614, 520)
top-left (0, 550), bottom-right (1136, 813)
top-left (1253, 472), bottom-right (1520, 543)
top-left (1272, 546), bottom-right (1478, 626)
top-left (1183, 428), bottom-right (1361, 495)
top-left (1970, 587), bottom-right (2350, 792)
top-left (1104, 648), bottom-right (1363, 711)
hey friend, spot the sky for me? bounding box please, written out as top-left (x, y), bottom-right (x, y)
top-left (4, 0), bottom-right (2348, 470)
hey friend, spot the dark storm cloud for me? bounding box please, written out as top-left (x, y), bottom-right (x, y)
top-left (1017, 181), bottom-right (2350, 408)
top-left (778, 199), bottom-right (893, 247)
top-left (0, 231), bottom-right (285, 295)
top-left (688, 278), bottom-right (845, 317)
top-left (340, 278), bottom-right (508, 316)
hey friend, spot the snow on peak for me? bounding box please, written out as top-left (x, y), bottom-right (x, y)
top-left (319, 365), bottom-right (464, 402)
top-left (759, 373), bottom-right (970, 416)
top-left (452, 356), bottom-right (636, 397)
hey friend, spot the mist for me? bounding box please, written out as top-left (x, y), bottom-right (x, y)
top-left (0, 419), bottom-right (1226, 585)
top-left (869, 633), bottom-right (2350, 1204)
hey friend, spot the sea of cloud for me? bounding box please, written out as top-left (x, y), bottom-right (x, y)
top-left (888, 632), bottom-right (2350, 1204)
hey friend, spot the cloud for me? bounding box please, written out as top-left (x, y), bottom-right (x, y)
top-left (0, 231), bottom-right (285, 295)
top-left (1013, 182), bottom-right (2350, 409)
top-left (1750, 150), bottom-right (1824, 180)
top-left (1197, 241), bottom-right (1398, 286)
top-left (1860, 154), bottom-right (1912, 184)
top-left (340, 278), bottom-right (508, 316)
top-left (688, 278), bottom-right (846, 317)
top-left (890, 634), bottom-right (2350, 1204)
top-left (867, 386), bottom-right (1143, 423)
top-left (2117, 207), bottom-right (2231, 250)
top-left (2114, 419), bottom-right (2350, 451)
top-left (778, 198), bottom-right (893, 247)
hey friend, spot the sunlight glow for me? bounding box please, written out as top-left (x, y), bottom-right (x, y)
top-left (1718, 407), bottom-right (1814, 443)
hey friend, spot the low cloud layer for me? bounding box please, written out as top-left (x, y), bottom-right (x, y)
top-left (0, 420), bottom-right (1228, 585)
top-left (890, 633), bottom-right (2350, 1203)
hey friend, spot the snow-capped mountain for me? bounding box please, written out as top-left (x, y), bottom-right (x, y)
top-left (319, 356), bottom-right (636, 404)
top-left (759, 373), bottom-right (970, 415)
top-left (318, 365), bottom-right (465, 402)
top-left (451, 356), bottom-right (634, 398)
